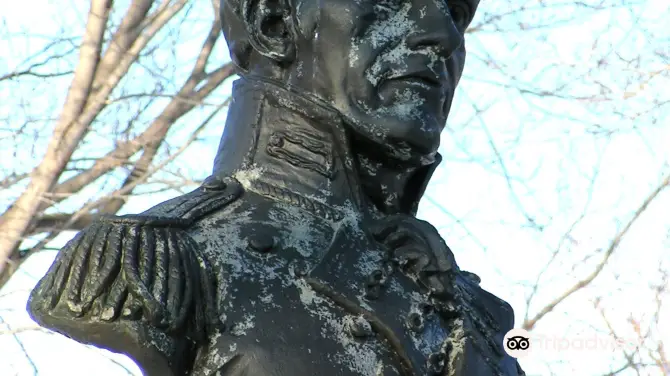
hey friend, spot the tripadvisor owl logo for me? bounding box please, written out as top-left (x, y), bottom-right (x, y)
top-left (503, 328), bottom-right (531, 358)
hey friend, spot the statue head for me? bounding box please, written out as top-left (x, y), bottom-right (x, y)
top-left (220, 0), bottom-right (479, 163)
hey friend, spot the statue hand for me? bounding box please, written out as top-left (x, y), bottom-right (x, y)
top-left (372, 214), bottom-right (458, 300)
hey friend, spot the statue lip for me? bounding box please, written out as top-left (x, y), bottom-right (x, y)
top-left (384, 68), bottom-right (445, 89)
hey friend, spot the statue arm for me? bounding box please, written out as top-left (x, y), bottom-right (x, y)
top-left (28, 176), bottom-right (242, 375)
top-left (28, 215), bottom-right (221, 376)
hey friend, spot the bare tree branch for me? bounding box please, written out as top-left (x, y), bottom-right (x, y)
top-left (0, 0), bottom-right (113, 276)
top-left (25, 100), bottom-right (219, 257)
top-left (0, 0), bottom-right (189, 276)
top-left (523, 172), bottom-right (670, 330)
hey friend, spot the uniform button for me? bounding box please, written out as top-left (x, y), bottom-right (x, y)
top-left (248, 234), bottom-right (274, 253)
top-left (364, 284), bottom-right (381, 300)
top-left (290, 260), bottom-right (310, 277)
top-left (346, 316), bottom-right (372, 338)
top-left (406, 312), bottom-right (424, 332)
top-left (366, 269), bottom-right (385, 286)
top-left (427, 352), bottom-right (446, 374)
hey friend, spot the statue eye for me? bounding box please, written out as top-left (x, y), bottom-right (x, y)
top-left (448, 1), bottom-right (473, 31)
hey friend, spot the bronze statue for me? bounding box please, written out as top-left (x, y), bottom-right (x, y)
top-left (28, 0), bottom-right (525, 375)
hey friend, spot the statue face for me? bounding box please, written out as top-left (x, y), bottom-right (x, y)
top-left (291, 0), bottom-right (478, 161)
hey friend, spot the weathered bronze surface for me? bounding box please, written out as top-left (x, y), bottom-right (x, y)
top-left (28, 0), bottom-right (525, 375)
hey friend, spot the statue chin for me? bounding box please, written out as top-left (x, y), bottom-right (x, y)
top-left (340, 110), bottom-right (442, 165)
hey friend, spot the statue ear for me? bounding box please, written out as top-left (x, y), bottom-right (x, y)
top-left (242, 0), bottom-right (296, 64)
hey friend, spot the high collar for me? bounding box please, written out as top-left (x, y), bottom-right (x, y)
top-left (211, 77), bottom-right (441, 217)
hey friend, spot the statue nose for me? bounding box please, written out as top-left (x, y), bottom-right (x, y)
top-left (406, 26), bottom-right (463, 59)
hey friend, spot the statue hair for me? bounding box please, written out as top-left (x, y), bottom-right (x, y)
top-left (219, 0), bottom-right (319, 72)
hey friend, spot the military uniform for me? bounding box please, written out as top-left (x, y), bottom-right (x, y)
top-left (29, 80), bottom-right (524, 376)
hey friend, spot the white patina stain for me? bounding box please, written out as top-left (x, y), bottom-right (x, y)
top-left (187, 163), bottom-right (411, 375)
top-left (410, 296), bottom-right (448, 356)
top-left (295, 276), bottom-right (385, 375)
top-left (366, 2), bottom-right (414, 50)
top-left (269, 204), bottom-right (320, 257)
top-left (230, 313), bottom-right (256, 337)
top-left (234, 166), bottom-right (265, 189)
top-left (294, 278), bottom-right (333, 322)
top-left (355, 247), bottom-right (384, 277)
top-left (375, 88), bottom-right (425, 120)
top-left (446, 317), bottom-right (467, 376)
top-left (328, 315), bottom-right (381, 375)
